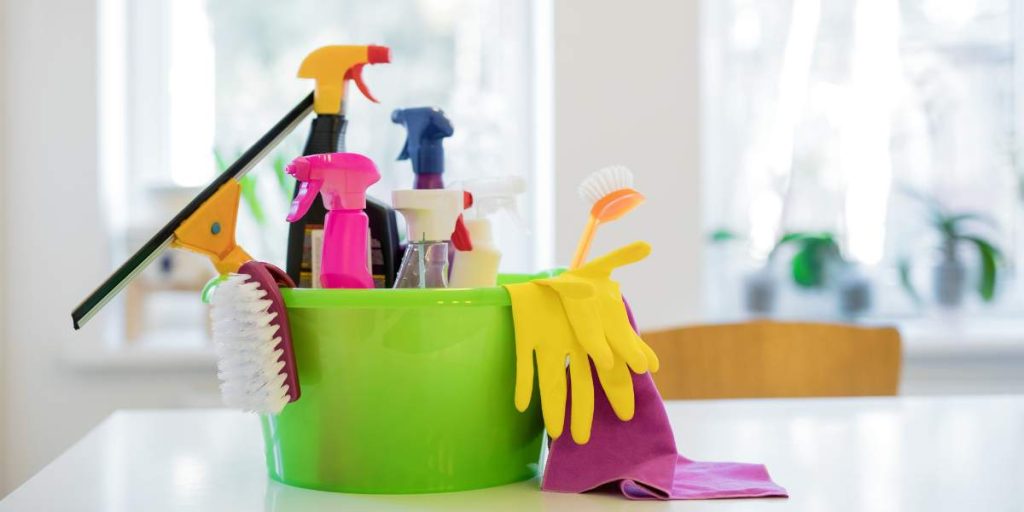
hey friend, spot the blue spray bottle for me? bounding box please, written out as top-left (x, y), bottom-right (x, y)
top-left (391, 107), bottom-right (471, 274)
top-left (392, 107), bottom-right (453, 190)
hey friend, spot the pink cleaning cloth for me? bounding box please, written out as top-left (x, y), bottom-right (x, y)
top-left (540, 302), bottom-right (788, 501)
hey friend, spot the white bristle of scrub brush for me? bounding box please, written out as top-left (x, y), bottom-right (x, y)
top-left (209, 273), bottom-right (291, 414)
top-left (578, 165), bottom-right (635, 205)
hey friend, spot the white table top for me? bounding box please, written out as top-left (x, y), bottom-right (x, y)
top-left (3, 395), bottom-right (1023, 511)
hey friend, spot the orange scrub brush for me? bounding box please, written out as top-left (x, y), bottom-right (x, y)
top-left (570, 166), bottom-right (645, 269)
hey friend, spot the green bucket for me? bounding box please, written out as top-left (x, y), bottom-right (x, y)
top-left (260, 274), bottom-right (545, 494)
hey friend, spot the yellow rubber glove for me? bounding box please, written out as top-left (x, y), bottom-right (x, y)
top-left (503, 241), bottom-right (661, 444)
top-left (504, 279), bottom-right (597, 444)
top-left (535, 241), bottom-right (660, 422)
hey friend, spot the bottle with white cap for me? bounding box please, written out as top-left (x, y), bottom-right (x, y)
top-left (392, 189), bottom-right (466, 288)
top-left (449, 176), bottom-right (526, 288)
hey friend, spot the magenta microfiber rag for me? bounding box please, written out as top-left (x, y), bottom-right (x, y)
top-left (540, 302), bottom-right (788, 501)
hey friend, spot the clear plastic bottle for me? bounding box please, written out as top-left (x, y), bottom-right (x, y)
top-left (395, 241), bottom-right (450, 288)
top-left (391, 189), bottom-right (465, 289)
top-left (449, 176), bottom-right (525, 288)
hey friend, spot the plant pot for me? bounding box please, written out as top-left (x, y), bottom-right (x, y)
top-left (933, 257), bottom-right (966, 308)
top-left (836, 267), bottom-right (872, 318)
top-left (743, 269), bottom-right (776, 316)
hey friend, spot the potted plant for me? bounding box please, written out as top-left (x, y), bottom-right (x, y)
top-left (709, 230), bottom-right (869, 316)
top-left (708, 229), bottom-right (777, 315)
top-left (899, 193), bottom-right (1003, 308)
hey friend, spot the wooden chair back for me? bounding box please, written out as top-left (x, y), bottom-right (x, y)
top-left (641, 321), bottom-right (901, 399)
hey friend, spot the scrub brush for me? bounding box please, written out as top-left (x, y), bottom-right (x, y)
top-left (570, 165), bottom-right (646, 269)
top-left (210, 261), bottom-right (300, 414)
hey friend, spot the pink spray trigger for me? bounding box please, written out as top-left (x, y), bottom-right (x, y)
top-left (286, 157), bottom-right (311, 221)
top-left (286, 153), bottom-right (380, 220)
top-left (287, 179), bottom-right (322, 222)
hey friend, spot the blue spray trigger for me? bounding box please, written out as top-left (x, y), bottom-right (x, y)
top-left (392, 107), bottom-right (453, 176)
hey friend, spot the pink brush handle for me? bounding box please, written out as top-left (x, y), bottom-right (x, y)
top-left (321, 210), bottom-right (374, 289)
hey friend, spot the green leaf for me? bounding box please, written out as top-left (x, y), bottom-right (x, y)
top-left (790, 244), bottom-right (818, 287)
top-left (768, 232), bottom-right (803, 261)
top-left (777, 231), bottom-right (834, 246)
top-left (238, 174), bottom-right (266, 225)
top-left (213, 148), bottom-right (230, 174)
top-left (789, 236), bottom-right (840, 288)
top-left (272, 153), bottom-right (294, 199)
top-left (937, 216), bottom-right (959, 239)
top-left (961, 235), bottom-right (1001, 302)
top-left (708, 229), bottom-right (739, 243)
top-left (897, 258), bottom-right (921, 304)
top-left (777, 232), bottom-right (809, 245)
top-left (945, 212), bottom-right (998, 232)
top-left (899, 185), bottom-right (946, 218)
top-left (935, 212), bottom-right (997, 241)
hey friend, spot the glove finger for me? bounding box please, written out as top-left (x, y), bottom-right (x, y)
top-left (514, 347), bottom-right (536, 412)
top-left (505, 284), bottom-right (538, 412)
top-left (535, 275), bottom-right (613, 369)
top-left (619, 296), bottom-right (658, 372)
top-left (638, 338), bottom-right (661, 373)
top-left (536, 352), bottom-right (568, 439)
top-left (603, 303), bottom-right (650, 374)
top-left (595, 357), bottom-right (636, 421)
top-left (567, 350), bottom-right (595, 445)
top-left (575, 241), bottom-right (651, 278)
top-left (560, 296), bottom-right (615, 370)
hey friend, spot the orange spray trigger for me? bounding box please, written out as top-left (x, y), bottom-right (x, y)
top-left (452, 191), bottom-right (474, 251)
top-left (346, 64), bottom-right (379, 103)
top-left (353, 46), bottom-right (388, 102)
top-left (298, 45), bottom-right (391, 114)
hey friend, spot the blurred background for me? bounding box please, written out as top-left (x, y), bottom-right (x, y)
top-left (2, 0), bottom-right (1023, 495)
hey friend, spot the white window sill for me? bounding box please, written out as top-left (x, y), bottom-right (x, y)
top-left (62, 345), bottom-right (217, 372)
top-left (884, 317), bottom-right (1024, 362)
top-left (887, 317), bottom-right (1024, 395)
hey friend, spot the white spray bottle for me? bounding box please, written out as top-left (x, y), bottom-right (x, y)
top-left (392, 189), bottom-right (466, 288)
top-left (449, 176), bottom-right (526, 288)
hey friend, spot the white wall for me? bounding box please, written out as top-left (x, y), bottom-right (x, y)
top-left (1, 0), bottom-right (219, 493)
top-left (0, 0), bottom-right (8, 491)
top-left (552, 0), bottom-right (702, 331)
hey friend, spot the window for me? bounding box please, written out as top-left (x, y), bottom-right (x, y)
top-left (702, 0), bottom-right (1024, 321)
top-left (100, 0), bottom-right (538, 346)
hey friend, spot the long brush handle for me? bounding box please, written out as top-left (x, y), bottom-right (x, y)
top-left (570, 217), bottom-right (599, 269)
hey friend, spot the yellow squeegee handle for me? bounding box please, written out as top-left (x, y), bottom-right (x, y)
top-left (170, 180), bottom-right (253, 275)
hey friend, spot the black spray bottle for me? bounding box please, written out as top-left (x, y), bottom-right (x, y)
top-left (285, 45), bottom-right (400, 287)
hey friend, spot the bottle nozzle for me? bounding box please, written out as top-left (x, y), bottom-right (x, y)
top-left (392, 189), bottom-right (465, 243)
top-left (367, 45), bottom-right (391, 64)
top-left (462, 176), bottom-right (527, 221)
top-left (392, 107), bottom-right (453, 180)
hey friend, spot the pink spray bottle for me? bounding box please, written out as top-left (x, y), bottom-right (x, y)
top-left (286, 153), bottom-right (380, 289)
